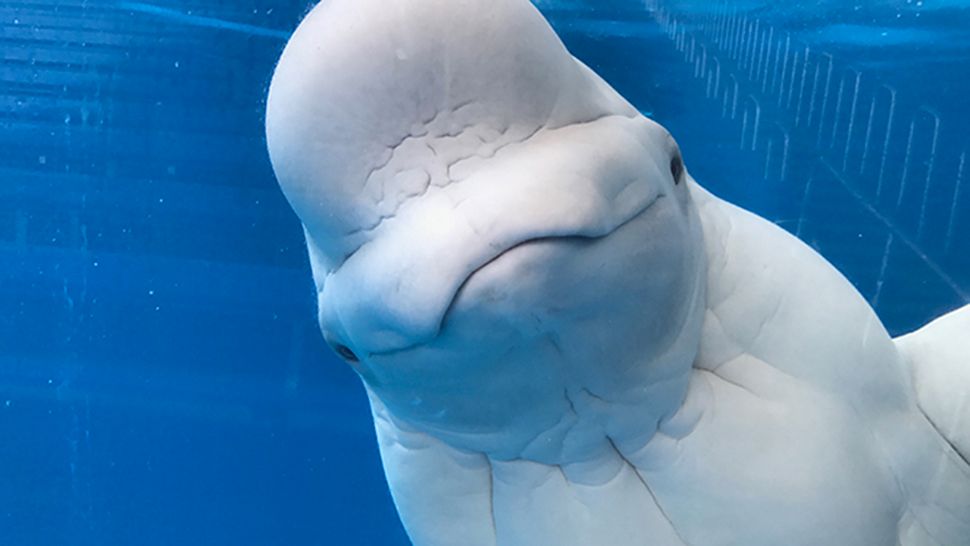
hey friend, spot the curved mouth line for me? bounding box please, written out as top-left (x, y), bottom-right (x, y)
top-left (454, 192), bottom-right (667, 295)
top-left (367, 193), bottom-right (666, 359)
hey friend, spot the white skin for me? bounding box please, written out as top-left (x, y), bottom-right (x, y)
top-left (266, 1), bottom-right (970, 545)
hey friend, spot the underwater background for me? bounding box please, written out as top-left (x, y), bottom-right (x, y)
top-left (2, 0), bottom-right (968, 544)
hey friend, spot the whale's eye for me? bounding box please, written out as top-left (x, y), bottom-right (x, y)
top-left (334, 343), bottom-right (360, 363)
top-left (670, 153), bottom-right (685, 185)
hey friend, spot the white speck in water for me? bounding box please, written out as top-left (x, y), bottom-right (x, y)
top-left (38, 155), bottom-right (46, 165)
top-left (4, 401), bottom-right (10, 408)
top-left (148, 290), bottom-right (155, 296)
top-left (174, 61), bottom-right (180, 68)
top-left (154, 306), bottom-right (161, 312)
top-left (158, 198), bottom-right (165, 204)
top-left (47, 379), bottom-right (53, 385)
top-left (93, 261), bottom-right (99, 267)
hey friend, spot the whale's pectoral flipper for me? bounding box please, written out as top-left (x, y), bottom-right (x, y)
top-left (897, 304), bottom-right (970, 463)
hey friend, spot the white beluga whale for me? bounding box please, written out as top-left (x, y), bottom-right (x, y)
top-left (265, 0), bottom-right (970, 544)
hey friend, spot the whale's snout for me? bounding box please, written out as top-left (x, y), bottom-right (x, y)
top-left (314, 193), bottom-right (503, 357)
top-left (313, 116), bottom-right (672, 358)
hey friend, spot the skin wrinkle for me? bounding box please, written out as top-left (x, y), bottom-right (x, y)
top-left (751, 292), bottom-right (785, 347)
top-left (704, 349), bottom-right (749, 374)
top-left (375, 404), bottom-right (436, 453)
top-left (696, 367), bottom-right (761, 399)
top-left (579, 387), bottom-right (609, 405)
top-left (561, 370), bottom-right (688, 462)
top-left (561, 390), bottom-right (618, 475)
top-left (347, 103), bottom-right (481, 235)
top-left (555, 461), bottom-right (570, 485)
top-left (485, 456), bottom-right (498, 541)
top-left (364, 123), bottom-right (434, 194)
top-left (437, 121), bottom-right (480, 139)
top-left (916, 403), bottom-right (970, 471)
top-left (375, 168), bottom-right (432, 208)
top-left (698, 311), bottom-right (743, 373)
top-left (376, 393), bottom-right (501, 543)
top-left (607, 437), bottom-right (692, 546)
top-left (658, 378), bottom-right (706, 440)
top-left (512, 381), bottom-right (579, 462)
top-left (842, 398), bottom-right (911, 533)
top-left (517, 404), bottom-right (578, 462)
top-left (903, 344), bottom-right (970, 474)
top-left (702, 203), bottom-right (734, 310)
top-left (346, 112), bottom-right (636, 242)
top-left (595, 447), bottom-right (629, 487)
top-left (900, 510), bottom-right (942, 546)
top-left (564, 389), bottom-right (579, 417)
top-left (697, 305), bottom-right (803, 389)
top-left (657, 421), bottom-right (693, 446)
top-left (345, 126), bottom-right (500, 239)
top-left (505, 333), bottom-right (698, 469)
top-left (511, 361), bottom-right (619, 467)
top-left (923, 500), bottom-right (970, 541)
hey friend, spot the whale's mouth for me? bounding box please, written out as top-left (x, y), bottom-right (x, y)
top-left (365, 192), bottom-right (669, 357)
top-left (465, 193), bottom-right (665, 286)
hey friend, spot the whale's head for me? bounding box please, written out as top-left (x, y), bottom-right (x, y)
top-left (267, 0), bottom-right (707, 461)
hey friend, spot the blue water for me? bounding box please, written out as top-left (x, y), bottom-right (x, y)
top-left (1, 1), bottom-right (967, 545)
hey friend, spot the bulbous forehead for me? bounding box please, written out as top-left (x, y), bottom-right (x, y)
top-left (265, 0), bottom-right (641, 265)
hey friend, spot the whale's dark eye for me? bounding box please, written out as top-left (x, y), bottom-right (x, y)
top-left (670, 154), bottom-right (684, 185)
top-left (334, 343), bottom-right (360, 363)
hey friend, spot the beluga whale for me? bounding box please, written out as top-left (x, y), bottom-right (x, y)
top-left (265, 0), bottom-right (970, 544)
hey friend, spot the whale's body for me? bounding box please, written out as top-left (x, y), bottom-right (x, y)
top-left (265, 1), bottom-right (970, 544)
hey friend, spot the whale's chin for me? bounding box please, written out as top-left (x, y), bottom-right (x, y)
top-left (356, 187), bottom-right (706, 460)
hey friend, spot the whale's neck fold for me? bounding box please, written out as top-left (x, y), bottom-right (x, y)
top-left (370, 391), bottom-right (693, 546)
